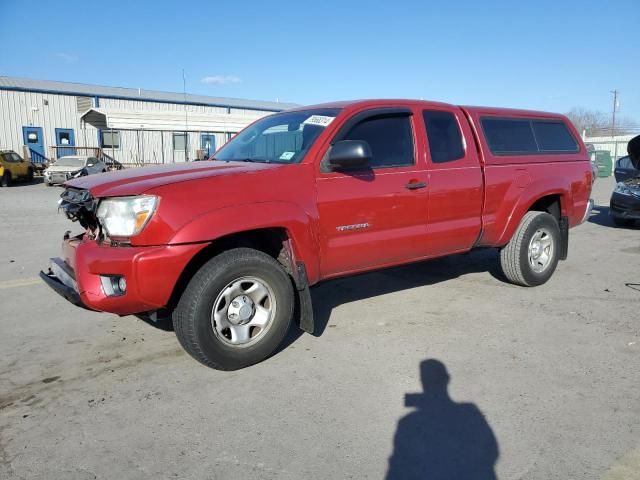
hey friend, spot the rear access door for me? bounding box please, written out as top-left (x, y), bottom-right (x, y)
top-left (418, 106), bottom-right (483, 256)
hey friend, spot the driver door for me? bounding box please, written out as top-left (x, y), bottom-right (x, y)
top-left (315, 108), bottom-right (429, 277)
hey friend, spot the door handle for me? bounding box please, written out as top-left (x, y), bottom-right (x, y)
top-left (405, 181), bottom-right (427, 190)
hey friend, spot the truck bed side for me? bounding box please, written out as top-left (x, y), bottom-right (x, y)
top-left (461, 106), bottom-right (592, 247)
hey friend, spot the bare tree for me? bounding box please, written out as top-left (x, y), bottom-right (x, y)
top-left (565, 107), bottom-right (640, 137)
top-left (565, 108), bottom-right (608, 136)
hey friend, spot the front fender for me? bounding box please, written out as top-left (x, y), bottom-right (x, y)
top-left (168, 201), bottom-right (321, 283)
top-left (495, 177), bottom-right (570, 246)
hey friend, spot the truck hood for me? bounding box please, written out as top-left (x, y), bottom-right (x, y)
top-left (65, 161), bottom-right (283, 197)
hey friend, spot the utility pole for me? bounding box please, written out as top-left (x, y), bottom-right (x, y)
top-left (183, 69), bottom-right (189, 161)
top-left (610, 89), bottom-right (618, 138)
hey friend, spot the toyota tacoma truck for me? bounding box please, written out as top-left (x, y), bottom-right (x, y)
top-left (41, 100), bottom-right (593, 370)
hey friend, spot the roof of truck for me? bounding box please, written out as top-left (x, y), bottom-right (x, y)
top-left (288, 99), bottom-right (566, 119)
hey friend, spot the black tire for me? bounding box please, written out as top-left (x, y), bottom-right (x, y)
top-left (173, 248), bottom-right (294, 370)
top-left (611, 216), bottom-right (633, 228)
top-left (27, 168), bottom-right (34, 182)
top-left (500, 211), bottom-right (561, 287)
top-left (1, 172), bottom-right (10, 187)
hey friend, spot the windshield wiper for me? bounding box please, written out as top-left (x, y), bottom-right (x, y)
top-left (235, 158), bottom-right (270, 163)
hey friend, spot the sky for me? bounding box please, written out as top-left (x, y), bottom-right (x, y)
top-left (1, 0), bottom-right (639, 122)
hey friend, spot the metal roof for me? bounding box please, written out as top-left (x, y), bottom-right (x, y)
top-left (81, 108), bottom-right (267, 132)
top-left (0, 76), bottom-right (298, 112)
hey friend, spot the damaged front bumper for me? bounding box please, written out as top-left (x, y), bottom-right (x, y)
top-left (39, 232), bottom-right (207, 316)
top-left (610, 192), bottom-right (640, 220)
top-left (40, 257), bottom-right (91, 310)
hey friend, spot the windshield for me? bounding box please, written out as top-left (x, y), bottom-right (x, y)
top-left (214, 108), bottom-right (341, 164)
top-left (54, 157), bottom-right (86, 168)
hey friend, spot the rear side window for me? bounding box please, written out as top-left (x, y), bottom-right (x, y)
top-left (423, 111), bottom-right (465, 163)
top-left (342, 115), bottom-right (414, 168)
top-left (481, 117), bottom-right (578, 155)
top-left (532, 121), bottom-right (579, 152)
top-left (481, 118), bottom-right (538, 154)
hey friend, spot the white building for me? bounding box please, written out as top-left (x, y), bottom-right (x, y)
top-left (583, 134), bottom-right (635, 162)
top-left (0, 76), bottom-right (297, 167)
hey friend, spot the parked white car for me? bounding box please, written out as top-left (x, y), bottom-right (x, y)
top-left (44, 156), bottom-right (108, 186)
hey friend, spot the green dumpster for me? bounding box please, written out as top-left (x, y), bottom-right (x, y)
top-left (594, 150), bottom-right (612, 177)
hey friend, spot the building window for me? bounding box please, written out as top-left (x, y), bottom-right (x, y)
top-left (101, 131), bottom-right (121, 149)
top-left (173, 133), bottom-right (188, 151)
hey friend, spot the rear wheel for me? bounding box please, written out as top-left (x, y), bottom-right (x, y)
top-left (173, 248), bottom-right (294, 370)
top-left (1, 172), bottom-right (10, 187)
top-left (500, 211), bottom-right (560, 287)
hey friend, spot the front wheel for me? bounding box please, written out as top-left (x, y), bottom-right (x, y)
top-left (500, 211), bottom-right (561, 287)
top-left (1, 172), bottom-right (10, 187)
top-left (173, 248), bottom-right (294, 370)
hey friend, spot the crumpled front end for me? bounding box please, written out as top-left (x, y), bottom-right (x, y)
top-left (41, 187), bottom-right (206, 315)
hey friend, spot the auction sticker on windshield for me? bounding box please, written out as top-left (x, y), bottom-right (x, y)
top-left (280, 151), bottom-right (295, 160)
top-left (302, 115), bottom-right (335, 127)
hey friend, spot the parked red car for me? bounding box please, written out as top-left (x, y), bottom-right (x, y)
top-left (42, 100), bottom-right (593, 370)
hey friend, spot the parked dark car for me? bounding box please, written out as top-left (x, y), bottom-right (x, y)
top-left (610, 177), bottom-right (640, 227)
top-left (614, 155), bottom-right (639, 182)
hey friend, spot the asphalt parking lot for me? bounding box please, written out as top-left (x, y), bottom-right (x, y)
top-left (0, 176), bottom-right (638, 479)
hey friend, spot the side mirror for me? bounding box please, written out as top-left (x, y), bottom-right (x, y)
top-left (87, 163), bottom-right (95, 167)
top-left (328, 140), bottom-right (372, 170)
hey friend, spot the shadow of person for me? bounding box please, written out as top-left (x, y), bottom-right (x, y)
top-left (386, 360), bottom-right (499, 480)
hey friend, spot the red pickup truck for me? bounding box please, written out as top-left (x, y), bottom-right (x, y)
top-left (42, 100), bottom-right (593, 370)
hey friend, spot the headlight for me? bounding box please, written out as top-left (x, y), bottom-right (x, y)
top-left (96, 195), bottom-right (158, 238)
top-left (614, 182), bottom-right (633, 196)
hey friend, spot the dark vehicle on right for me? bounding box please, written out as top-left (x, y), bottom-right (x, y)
top-left (614, 155), bottom-right (639, 182)
top-left (610, 137), bottom-right (640, 227)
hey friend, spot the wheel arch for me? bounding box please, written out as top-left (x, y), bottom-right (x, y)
top-left (167, 226), bottom-right (305, 313)
top-left (496, 179), bottom-right (571, 247)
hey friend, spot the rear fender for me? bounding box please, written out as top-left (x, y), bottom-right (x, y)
top-left (496, 177), bottom-right (570, 246)
top-left (168, 202), bottom-right (320, 283)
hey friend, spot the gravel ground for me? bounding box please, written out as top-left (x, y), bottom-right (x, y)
top-left (0, 175), bottom-right (638, 480)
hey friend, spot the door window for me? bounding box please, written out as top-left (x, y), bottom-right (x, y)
top-left (423, 111), bottom-right (465, 163)
top-left (341, 115), bottom-right (414, 168)
top-left (58, 132), bottom-right (71, 145)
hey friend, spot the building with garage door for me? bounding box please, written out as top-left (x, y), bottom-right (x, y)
top-left (0, 76), bottom-right (297, 168)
